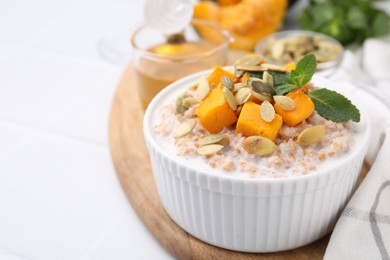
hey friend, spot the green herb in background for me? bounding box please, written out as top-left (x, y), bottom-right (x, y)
top-left (298, 0), bottom-right (390, 46)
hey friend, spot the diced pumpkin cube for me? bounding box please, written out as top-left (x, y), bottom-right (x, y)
top-left (236, 101), bottom-right (282, 141)
top-left (207, 66), bottom-right (235, 86)
top-left (196, 84), bottom-right (238, 134)
top-left (274, 89), bottom-right (314, 127)
top-left (284, 62), bottom-right (296, 72)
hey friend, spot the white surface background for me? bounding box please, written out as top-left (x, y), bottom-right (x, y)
top-left (0, 0), bottom-right (173, 259)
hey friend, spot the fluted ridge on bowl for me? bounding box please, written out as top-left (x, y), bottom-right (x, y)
top-left (147, 136), bottom-right (366, 252)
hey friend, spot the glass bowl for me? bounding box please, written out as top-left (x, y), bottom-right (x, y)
top-left (255, 30), bottom-right (344, 77)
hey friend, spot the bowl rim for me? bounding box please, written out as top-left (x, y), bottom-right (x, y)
top-left (144, 67), bottom-right (371, 184)
top-left (255, 30), bottom-right (344, 71)
top-left (130, 18), bottom-right (231, 62)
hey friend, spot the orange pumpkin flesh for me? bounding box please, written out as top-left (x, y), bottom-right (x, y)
top-left (194, 0), bottom-right (288, 51)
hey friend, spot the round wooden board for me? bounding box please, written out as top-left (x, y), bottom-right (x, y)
top-left (109, 64), bottom-right (369, 259)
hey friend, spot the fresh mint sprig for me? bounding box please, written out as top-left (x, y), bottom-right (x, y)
top-left (309, 89), bottom-right (360, 122)
top-left (275, 54), bottom-right (360, 122)
top-left (275, 54), bottom-right (317, 95)
top-left (290, 54), bottom-right (317, 87)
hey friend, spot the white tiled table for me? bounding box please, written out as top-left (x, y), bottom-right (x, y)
top-left (0, 1), bottom-right (172, 259)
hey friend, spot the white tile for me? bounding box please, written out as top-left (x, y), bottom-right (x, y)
top-left (85, 206), bottom-right (173, 260)
top-left (0, 121), bottom-right (32, 160)
top-left (0, 248), bottom-right (31, 260)
top-left (0, 0), bottom-right (82, 43)
top-left (46, 74), bottom-right (120, 145)
top-left (0, 133), bottom-right (131, 260)
top-left (0, 41), bottom-right (20, 59)
top-left (33, 1), bottom-right (143, 65)
top-left (0, 48), bottom-right (114, 127)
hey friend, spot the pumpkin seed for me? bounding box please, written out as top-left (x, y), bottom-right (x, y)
top-left (182, 97), bottom-right (198, 109)
top-left (235, 65), bottom-right (267, 72)
top-left (252, 90), bottom-right (272, 102)
top-left (298, 125), bottom-right (326, 145)
top-left (235, 88), bottom-right (252, 105)
top-left (271, 40), bottom-right (285, 60)
top-left (273, 95), bottom-right (295, 111)
top-left (233, 82), bottom-right (246, 92)
top-left (199, 134), bottom-right (226, 146)
top-left (197, 144), bottom-right (224, 155)
top-left (188, 84), bottom-right (198, 91)
top-left (262, 71), bottom-right (274, 87)
top-left (174, 119), bottom-right (197, 138)
top-left (197, 76), bottom-right (210, 100)
top-left (223, 87), bottom-right (237, 111)
top-left (245, 77), bottom-right (256, 88)
top-left (234, 54), bottom-right (263, 67)
top-left (236, 105), bottom-right (243, 116)
top-left (235, 69), bottom-right (244, 78)
top-left (260, 100), bottom-right (275, 122)
top-left (176, 93), bottom-right (192, 114)
top-left (243, 136), bottom-right (277, 156)
top-left (250, 79), bottom-right (276, 96)
top-left (221, 76), bottom-right (234, 90)
top-left (260, 63), bottom-right (287, 72)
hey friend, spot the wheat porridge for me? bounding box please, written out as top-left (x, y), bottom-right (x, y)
top-left (152, 54), bottom-right (362, 178)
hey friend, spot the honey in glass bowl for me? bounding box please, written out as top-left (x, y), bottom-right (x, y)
top-left (131, 19), bottom-right (230, 109)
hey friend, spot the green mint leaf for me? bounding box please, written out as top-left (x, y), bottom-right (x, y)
top-left (275, 84), bottom-right (301, 96)
top-left (347, 6), bottom-right (368, 29)
top-left (298, 0), bottom-right (390, 46)
top-left (308, 88), bottom-right (360, 122)
top-left (372, 11), bottom-right (389, 37)
top-left (248, 71), bottom-right (291, 86)
top-left (290, 54), bottom-right (317, 87)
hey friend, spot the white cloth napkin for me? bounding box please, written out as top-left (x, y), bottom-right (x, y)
top-left (324, 36), bottom-right (390, 259)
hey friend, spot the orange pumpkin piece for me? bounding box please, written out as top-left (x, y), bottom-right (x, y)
top-left (274, 89), bottom-right (315, 127)
top-left (207, 66), bottom-right (235, 86)
top-left (196, 84), bottom-right (238, 134)
top-left (284, 62), bottom-right (296, 72)
top-left (236, 101), bottom-right (282, 141)
top-left (193, 0), bottom-right (288, 51)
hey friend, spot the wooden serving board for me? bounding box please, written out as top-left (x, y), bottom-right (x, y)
top-left (109, 64), bottom-right (369, 259)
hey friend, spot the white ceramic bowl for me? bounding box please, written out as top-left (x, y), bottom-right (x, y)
top-left (143, 68), bottom-right (370, 252)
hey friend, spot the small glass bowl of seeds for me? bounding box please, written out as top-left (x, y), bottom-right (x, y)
top-left (255, 30), bottom-right (343, 76)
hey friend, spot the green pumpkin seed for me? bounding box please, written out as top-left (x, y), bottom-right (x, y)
top-left (199, 134), bottom-right (226, 146)
top-left (250, 79), bottom-right (276, 96)
top-left (197, 144), bottom-right (224, 155)
top-left (298, 125), bottom-right (326, 145)
top-left (221, 76), bottom-right (234, 90)
top-left (243, 136), bottom-right (277, 156)
top-left (260, 100), bottom-right (275, 122)
top-left (182, 97), bottom-right (198, 110)
top-left (174, 119), bottom-right (197, 138)
top-left (175, 93), bottom-right (192, 114)
top-left (252, 91), bottom-right (272, 102)
top-left (235, 69), bottom-right (244, 78)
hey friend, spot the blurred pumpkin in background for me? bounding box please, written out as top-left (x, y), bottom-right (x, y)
top-left (194, 0), bottom-right (288, 51)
